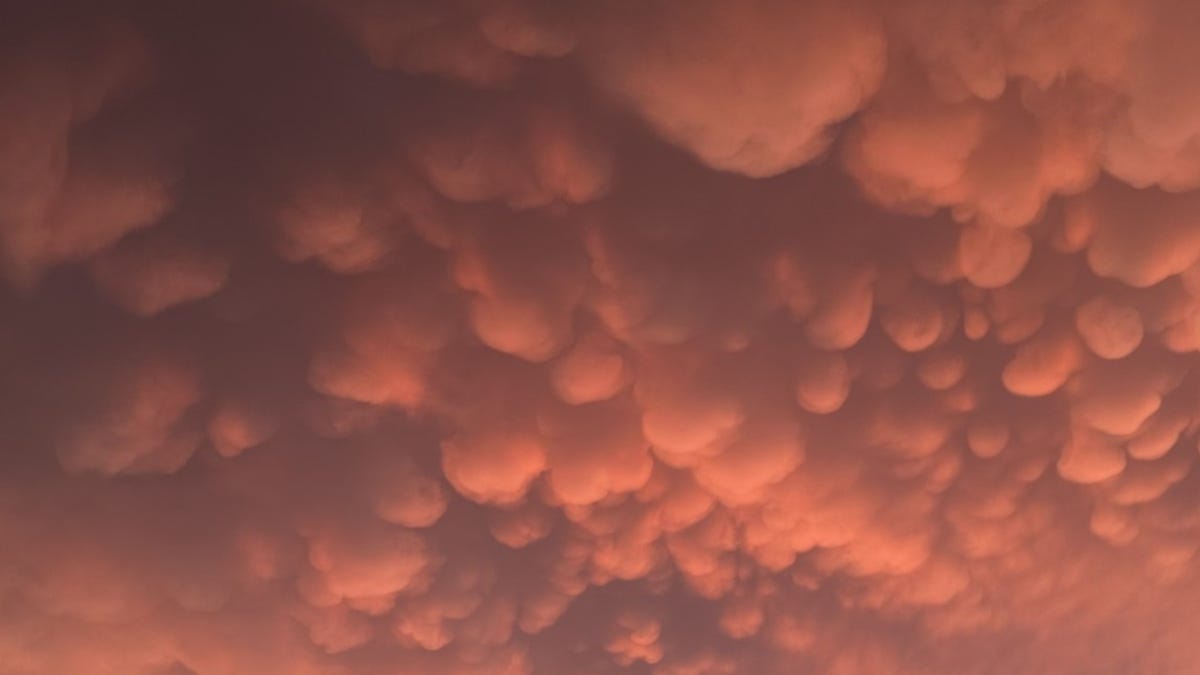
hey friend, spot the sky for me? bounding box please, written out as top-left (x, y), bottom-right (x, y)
top-left (3, 1), bottom-right (1200, 673)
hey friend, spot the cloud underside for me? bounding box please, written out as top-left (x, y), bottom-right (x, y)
top-left (4, 1), bottom-right (1200, 674)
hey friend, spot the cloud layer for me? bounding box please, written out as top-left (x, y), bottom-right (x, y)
top-left (4, 1), bottom-right (1200, 673)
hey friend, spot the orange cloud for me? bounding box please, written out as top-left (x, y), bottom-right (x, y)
top-left (5, 1), bottom-right (1200, 674)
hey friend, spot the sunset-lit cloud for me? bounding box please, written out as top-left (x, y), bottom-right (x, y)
top-left (4, 1), bottom-right (1200, 674)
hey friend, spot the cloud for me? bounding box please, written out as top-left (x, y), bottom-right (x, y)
top-left (5, 1), bottom-right (1200, 674)
top-left (580, 0), bottom-right (886, 177)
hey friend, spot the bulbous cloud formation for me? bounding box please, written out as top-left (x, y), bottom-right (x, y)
top-left (8, 1), bottom-right (1200, 674)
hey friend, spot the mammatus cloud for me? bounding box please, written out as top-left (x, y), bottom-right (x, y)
top-left (4, 1), bottom-right (1200, 673)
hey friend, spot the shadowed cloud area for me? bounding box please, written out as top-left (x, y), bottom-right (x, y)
top-left (4, 1), bottom-right (1200, 673)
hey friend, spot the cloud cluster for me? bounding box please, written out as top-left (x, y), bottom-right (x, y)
top-left (5, 1), bottom-right (1200, 674)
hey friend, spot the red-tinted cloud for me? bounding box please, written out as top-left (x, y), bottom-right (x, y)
top-left (4, 2), bottom-right (1200, 674)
